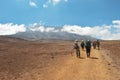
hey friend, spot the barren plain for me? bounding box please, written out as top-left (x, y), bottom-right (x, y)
top-left (0, 36), bottom-right (120, 80)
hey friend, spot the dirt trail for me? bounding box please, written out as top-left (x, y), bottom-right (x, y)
top-left (47, 48), bottom-right (114, 80)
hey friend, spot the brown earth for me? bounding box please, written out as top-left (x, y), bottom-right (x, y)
top-left (0, 36), bottom-right (120, 80)
top-left (101, 41), bottom-right (120, 66)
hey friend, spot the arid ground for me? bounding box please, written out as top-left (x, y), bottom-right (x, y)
top-left (0, 36), bottom-right (120, 80)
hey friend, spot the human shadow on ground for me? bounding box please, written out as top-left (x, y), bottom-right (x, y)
top-left (89, 57), bottom-right (99, 59)
top-left (78, 57), bottom-right (85, 59)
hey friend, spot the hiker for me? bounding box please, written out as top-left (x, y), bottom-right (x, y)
top-left (85, 40), bottom-right (91, 57)
top-left (73, 40), bottom-right (80, 58)
top-left (84, 40), bottom-right (87, 47)
top-left (81, 40), bottom-right (85, 50)
top-left (92, 40), bottom-right (97, 49)
top-left (96, 40), bottom-right (100, 50)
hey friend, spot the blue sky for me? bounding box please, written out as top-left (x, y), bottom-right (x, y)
top-left (0, 0), bottom-right (120, 26)
top-left (0, 0), bottom-right (120, 40)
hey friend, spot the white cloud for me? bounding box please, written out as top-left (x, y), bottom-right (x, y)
top-left (0, 23), bottom-right (26, 35)
top-left (30, 25), bottom-right (58, 32)
top-left (43, 4), bottom-right (48, 8)
top-left (52, 0), bottom-right (60, 5)
top-left (112, 20), bottom-right (120, 28)
top-left (43, 0), bottom-right (51, 8)
top-left (61, 25), bottom-right (104, 36)
top-left (60, 21), bottom-right (120, 40)
top-left (45, 27), bottom-right (56, 32)
top-left (43, 0), bottom-right (68, 8)
top-left (64, 0), bottom-right (68, 2)
top-left (112, 20), bottom-right (120, 25)
top-left (29, 1), bottom-right (38, 8)
top-left (110, 33), bottom-right (120, 40)
top-left (28, 20), bottom-right (120, 40)
top-left (0, 20), bottom-right (120, 40)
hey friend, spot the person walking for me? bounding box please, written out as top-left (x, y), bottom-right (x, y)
top-left (81, 40), bottom-right (85, 51)
top-left (93, 40), bottom-right (97, 49)
top-left (85, 40), bottom-right (91, 57)
top-left (96, 40), bottom-right (100, 50)
top-left (73, 40), bottom-right (80, 58)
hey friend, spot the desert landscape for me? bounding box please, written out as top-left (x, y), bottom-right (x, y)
top-left (0, 36), bottom-right (120, 80)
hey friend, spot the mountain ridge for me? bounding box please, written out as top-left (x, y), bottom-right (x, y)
top-left (8, 30), bottom-right (96, 41)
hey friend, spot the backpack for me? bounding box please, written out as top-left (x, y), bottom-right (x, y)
top-left (74, 43), bottom-right (78, 49)
top-left (86, 41), bottom-right (91, 47)
top-left (81, 42), bottom-right (84, 46)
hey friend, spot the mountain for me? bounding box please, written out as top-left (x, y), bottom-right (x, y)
top-left (4, 26), bottom-right (96, 41)
top-left (8, 30), bottom-right (96, 41)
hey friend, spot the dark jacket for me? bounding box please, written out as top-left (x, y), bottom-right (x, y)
top-left (86, 41), bottom-right (91, 47)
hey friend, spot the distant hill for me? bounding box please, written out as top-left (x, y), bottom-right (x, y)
top-left (8, 30), bottom-right (96, 41)
top-left (0, 36), bottom-right (27, 43)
